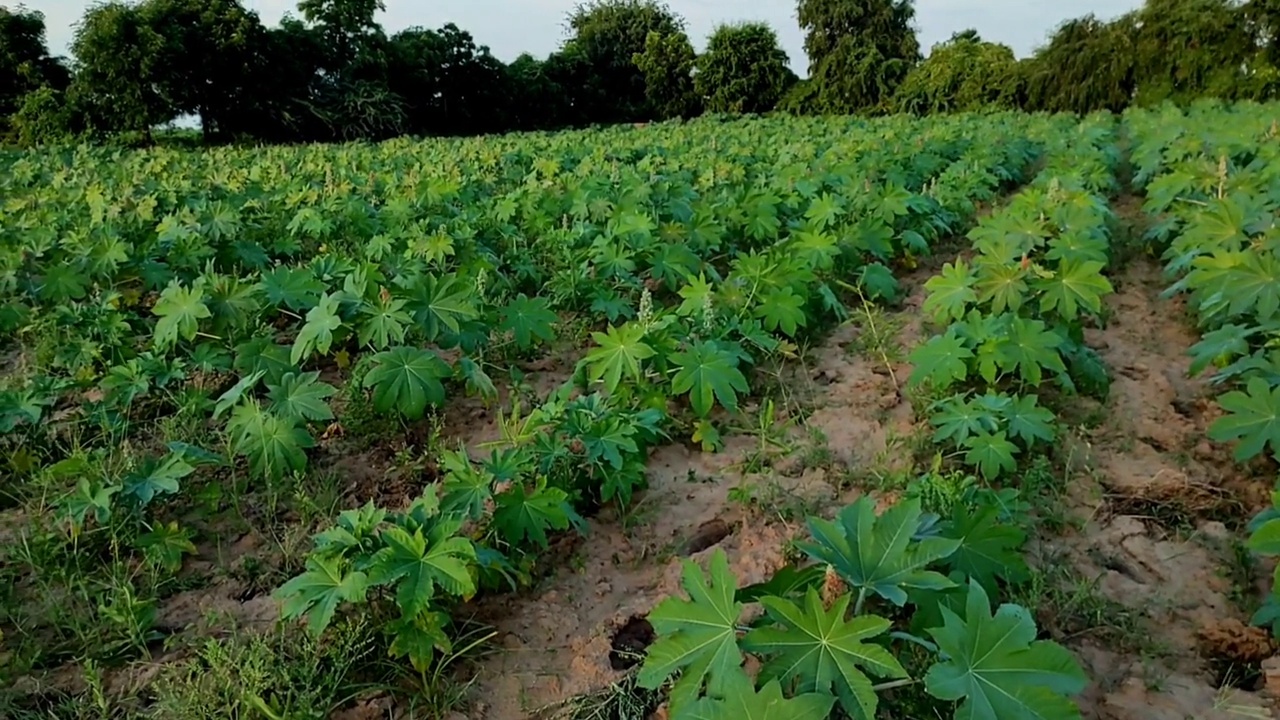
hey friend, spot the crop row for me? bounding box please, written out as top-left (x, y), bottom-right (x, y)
top-left (1125, 100), bottom-right (1280, 637)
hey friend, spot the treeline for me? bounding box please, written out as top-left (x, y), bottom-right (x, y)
top-left (2, 0), bottom-right (1279, 147)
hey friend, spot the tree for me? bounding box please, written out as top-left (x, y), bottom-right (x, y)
top-left (297, 0), bottom-right (385, 63)
top-left (9, 85), bottom-right (79, 145)
top-left (388, 24), bottom-right (512, 136)
top-left (1131, 0), bottom-right (1254, 104)
top-left (1022, 14), bottom-right (1137, 114)
top-left (696, 23), bottom-right (795, 114)
top-left (893, 33), bottom-right (1020, 114)
top-left (138, 0), bottom-right (268, 141)
top-left (0, 6), bottom-right (70, 130)
top-left (797, 0), bottom-right (921, 113)
top-left (565, 0), bottom-right (684, 123)
top-left (633, 29), bottom-right (699, 119)
top-left (70, 2), bottom-right (172, 137)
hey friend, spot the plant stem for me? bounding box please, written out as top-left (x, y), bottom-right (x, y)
top-left (871, 678), bottom-right (918, 692)
top-left (853, 586), bottom-right (869, 616)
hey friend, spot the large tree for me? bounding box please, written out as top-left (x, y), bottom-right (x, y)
top-left (892, 32), bottom-right (1020, 114)
top-left (696, 23), bottom-right (795, 114)
top-left (139, 0), bottom-right (268, 140)
top-left (797, 0), bottom-right (920, 113)
top-left (632, 29), bottom-right (699, 119)
top-left (1131, 0), bottom-right (1254, 103)
top-left (1, 7), bottom-right (70, 126)
top-left (70, 2), bottom-right (172, 136)
top-left (565, 0), bottom-right (684, 124)
top-left (388, 24), bottom-right (512, 136)
top-left (1022, 14), bottom-right (1137, 114)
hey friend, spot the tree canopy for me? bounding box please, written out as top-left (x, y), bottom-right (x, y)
top-left (697, 23), bottom-right (795, 114)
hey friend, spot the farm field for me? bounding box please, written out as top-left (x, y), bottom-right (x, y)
top-left (1, 104), bottom-right (1279, 720)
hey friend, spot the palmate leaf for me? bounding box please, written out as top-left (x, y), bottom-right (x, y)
top-left (368, 522), bottom-right (477, 618)
top-left (1002, 394), bottom-right (1056, 446)
top-left (493, 478), bottom-right (581, 550)
top-left (227, 400), bottom-right (314, 481)
top-left (993, 316), bottom-right (1066, 386)
top-left (357, 292), bottom-right (411, 350)
top-left (585, 323), bottom-right (656, 393)
top-left (135, 520), bottom-right (197, 573)
top-left (637, 549), bottom-right (744, 716)
top-left (275, 555), bottom-right (369, 637)
top-left (688, 671), bottom-right (834, 720)
top-left (754, 286), bottom-right (808, 337)
top-left (925, 581), bottom-right (1087, 720)
top-left (1188, 324), bottom-right (1257, 377)
top-left (259, 265), bottom-right (325, 312)
top-left (153, 278), bottom-right (212, 351)
top-left (402, 272), bottom-right (478, 343)
top-left (963, 431), bottom-right (1018, 479)
top-left (499, 294), bottom-right (557, 349)
top-left (797, 497), bottom-right (959, 607)
top-left (363, 347), bottom-right (451, 419)
top-left (234, 338), bottom-right (296, 386)
top-left (1208, 377), bottom-right (1280, 461)
top-left (670, 341), bottom-right (750, 417)
top-left (743, 590), bottom-right (907, 720)
top-left (922, 261), bottom-right (978, 323)
top-left (939, 505), bottom-right (1029, 596)
top-left (973, 259), bottom-right (1028, 315)
top-left (388, 610), bottom-right (452, 673)
top-left (291, 292), bottom-right (343, 365)
top-left (930, 395), bottom-right (1001, 446)
top-left (1034, 259), bottom-right (1113, 321)
top-left (122, 453), bottom-right (194, 507)
top-left (267, 371), bottom-right (336, 422)
top-left (1222, 252), bottom-right (1280, 323)
top-left (908, 330), bottom-right (973, 389)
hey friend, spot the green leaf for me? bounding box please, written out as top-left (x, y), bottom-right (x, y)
top-left (357, 292), bottom-right (411, 350)
top-left (963, 431), bottom-right (1019, 479)
top-left (1209, 377), bottom-right (1280, 461)
top-left (925, 580), bottom-right (1087, 720)
top-left (493, 479), bottom-right (580, 550)
top-left (234, 338), bottom-right (296, 386)
top-left (973, 259), bottom-right (1028, 315)
top-left (136, 521), bottom-right (197, 573)
top-left (227, 401), bottom-right (314, 481)
top-left (153, 278), bottom-right (212, 351)
top-left (1188, 324), bottom-right (1257, 377)
top-left (671, 341), bottom-right (750, 417)
top-left (1035, 259), bottom-right (1112, 321)
top-left (677, 274), bottom-right (715, 317)
top-left (930, 395), bottom-right (1001, 446)
top-left (368, 523), bottom-right (477, 618)
top-left (923, 260), bottom-right (978, 323)
top-left (403, 272), bottom-right (478, 342)
top-left (291, 292), bottom-right (343, 365)
top-left (995, 316), bottom-right (1066, 386)
top-left (754, 286), bottom-right (808, 337)
top-left (267, 371), bottom-right (336, 422)
top-left (275, 555), bottom-right (369, 637)
top-left (122, 453), bottom-right (194, 507)
top-left (1002, 394), bottom-right (1056, 446)
top-left (743, 589), bottom-right (907, 719)
top-left (440, 450), bottom-right (495, 520)
top-left (637, 549), bottom-right (744, 715)
top-left (214, 370), bottom-right (265, 419)
top-left (797, 497), bottom-right (959, 607)
top-left (499, 294), bottom-right (557, 349)
top-left (363, 347), bottom-right (451, 419)
top-left (908, 330), bottom-right (973, 389)
top-left (458, 357), bottom-right (497, 402)
top-left (585, 323), bottom-right (656, 393)
top-left (857, 263), bottom-right (900, 303)
top-left (388, 610), bottom-right (453, 673)
top-left (688, 670), bottom-right (835, 720)
top-left (940, 505), bottom-right (1029, 596)
top-left (260, 265), bottom-right (325, 311)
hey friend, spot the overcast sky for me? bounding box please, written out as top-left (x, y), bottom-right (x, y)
top-left (29, 0), bottom-right (1143, 71)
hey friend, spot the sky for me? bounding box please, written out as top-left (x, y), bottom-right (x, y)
top-left (28, 0), bottom-right (1144, 72)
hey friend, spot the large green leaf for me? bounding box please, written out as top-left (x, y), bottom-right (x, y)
top-left (1209, 377), bottom-right (1280, 461)
top-left (368, 523), bottom-right (477, 618)
top-left (153, 278), bottom-right (212, 351)
top-left (743, 589), bottom-right (907, 720)
top-left (925, 581), bottom-right (1087, 720)
top-left (1034, 259), bottom-right (1112, 320)
top-left (122, 453), bottom-right (193, 507)
top-left (499, 294), bottom-right (557, 348)
top-left (267, 371), bottom-right (336, 422)
top-left (357, 292), bottom-right (411, 350)
top-left (585, 323), bottom-right (655, 393)
top-left (670, 341), bottom-right (749, 417)
top-left (754, 286), bottom-right (808, 337)
top-left (637, 549), bottom-right (744, 715)
top-left (275, 555), bottom-right (369, 637)
top-left (492, 479), bottom-right (580, 550)
top-left (226, 401), bottom-right (314, 481)
top-left (908, 330), bottom-right (973, 389)
top-left (797, 497), bottom-right (959, 607)
top-left (291, 292), bottom-right (343, 365)
top-left (403, 272), bottom-right (478, 342)
top-left (940, 504), bottom-right (1029, 595)
top-left (363, 347), bottom-right (451, 419)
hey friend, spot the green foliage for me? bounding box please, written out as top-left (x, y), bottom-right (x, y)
top-left (362, 347), bottom-right (451, 419)
top-left (690, 671), bottom-right (836, 720)
top-left (894, 34), bottom-right (1021, 114)
top-left (226, 400), bottom-right (314, 481)
top-left (696, 23), bottom-right (795, 114)
top-left (638, 550), bottom-right (744, 715)
top-left (926, 581), bottom-right (1088, 720)
top-left (798, 0), bottom-right (920, 113)
top-left (1208, 376), bottom-right (1280, 461)
top-left (152, 278), bottom-right (211, 351)
top-left (670, 341), bottom-right (750, 417)
top-left (633, 30), bottom-right (700, 119)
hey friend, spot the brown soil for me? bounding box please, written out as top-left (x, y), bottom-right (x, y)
top-left (1054, 258), bottom-right (1279, 719)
